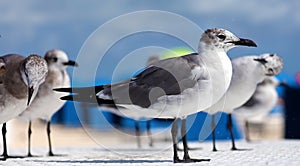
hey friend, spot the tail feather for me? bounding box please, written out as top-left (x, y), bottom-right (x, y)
top-left (60, 91), bottom-right (99, 103)
top-left (60, 95), bottom-right (74, 101)
top-left (54, 87), bottom-right (73, 93)
top-left (54, 85), bottom-right (104, 94)
top-left (60, 92), bottom-right (115, 106)
top-left (56, 85), bottom-right (118, 108)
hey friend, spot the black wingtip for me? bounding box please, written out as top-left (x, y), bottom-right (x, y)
top-left (60, 95), bottom-right (74, 101)
top-left (53, 87), bottom-right (73, 92)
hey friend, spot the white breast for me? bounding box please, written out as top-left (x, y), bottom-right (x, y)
top-left (0, 89), bottom-right (28, 124)
top-left (19, 71), bottom-right (70, 121)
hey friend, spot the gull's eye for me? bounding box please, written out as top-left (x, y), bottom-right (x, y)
top-left (217, 34), bottom-right (226, 40)
top-left (52, 57), bottom-right (58, 62)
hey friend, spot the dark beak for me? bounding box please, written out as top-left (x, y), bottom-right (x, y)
top-left (253, 58), bottom-right (267, 64)
top-left (63, 60), bottom-right (78, 67)
top-left (27, 86), bottom-right (34, 106)
top-left (230, 38), bottom-right (257, 47)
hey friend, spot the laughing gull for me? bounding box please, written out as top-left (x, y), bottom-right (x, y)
top-left (234, 77), bottom-right (281, 141)
top-left (55, 28), bottom-right (257, 163)
top-left (204, 54), bottom-right (283, 151)
top-left (18, 49), bottom-right (77, 157)
top-left (0, 54), bottom-right (48, 160)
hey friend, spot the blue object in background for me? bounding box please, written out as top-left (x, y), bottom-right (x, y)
top-left (186, 112), bottom-right (242, 141)
top-left (52, 101), bottom-right (81, 127)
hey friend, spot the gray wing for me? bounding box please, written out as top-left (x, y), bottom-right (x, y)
top-left (1, 54), bottom-right (24, 64)
top-left (240, 89), bottom-right (263, 109)
top-left (100, 53), bottom-right (202, 108)
top-left (0, 54), bottom-right (24, 84)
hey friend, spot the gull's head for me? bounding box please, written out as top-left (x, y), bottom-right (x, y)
top-left (254, 53), bottom-right (283, 77)
top-left (147, 55), bottom-right (160, 66)
top-left (45, 49), bottom-right (78, 71)
top-left (21, 54), bottom-right (48, 105)
top-left (0, 58), bottom-right (6, 74)
top-left (200, 28), bottom-right (257, 52)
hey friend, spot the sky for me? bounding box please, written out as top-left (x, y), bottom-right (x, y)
top-left (0, 0), bottom-right (299, 85)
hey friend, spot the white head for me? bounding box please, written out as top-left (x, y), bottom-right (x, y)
top-left (44, 49), bottom-right (78, 71)
top-left (253, 53), bottom-right (283, 77)
top-left (21, 54), bottom-right (48, 105)
top-left (199, 28), bottom-right (257, 52)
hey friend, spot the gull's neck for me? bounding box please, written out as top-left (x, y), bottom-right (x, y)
top-left (197, 41), bottom-right (233, 105)
top-left (197, 41), bottom-right (231, 70)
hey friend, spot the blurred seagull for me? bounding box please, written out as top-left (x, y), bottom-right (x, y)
top-left (234, 77), bottom-right (284, 141)
top-left (0, 54), bottom-right (48, 160)
top-left (204, 54), bottom-right (283, 151)
top-left (19, 50), bottom-right (77, 157)
top-left (55, 28), bottom-right (257, 163)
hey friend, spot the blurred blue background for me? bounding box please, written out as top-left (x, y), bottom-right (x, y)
top-left (0, 0), bottom-right (299, 141)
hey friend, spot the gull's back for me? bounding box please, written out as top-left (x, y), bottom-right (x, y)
top-left (0, 54), bottom-right (28, 123)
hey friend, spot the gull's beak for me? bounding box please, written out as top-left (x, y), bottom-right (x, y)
top-left (253, 58), bottom-right (267, 64)
top-left (27, 86), bottom-right (34, 106)
top-left (230, 38), bottom-right (257, 47)
top-left (63, 60), bottom-right (78, 67)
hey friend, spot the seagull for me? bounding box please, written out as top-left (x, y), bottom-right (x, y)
top-left (55, 28), bottom-right (257, 163)
top-left (0, 54), bottom-right (48, 160)
top-left (204, 54), bottom-right (283, 151)
top-left (18, 49), bottom-right (78, 157)
top-left (234, 77), bottom-right (283, 141)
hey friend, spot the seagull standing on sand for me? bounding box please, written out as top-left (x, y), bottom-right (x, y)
top-left (234, 77), bottom-right (282, 141)
top-left (0, 54), bottom-right (48, 160)
top-left (19, 50), bottom-right (77, 157)
top-left (204, 54), bottom-right (283, 151)
top-left (55, 28), bottom-right (257, 163)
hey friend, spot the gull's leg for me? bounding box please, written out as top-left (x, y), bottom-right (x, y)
top-left (181, 118), bottom-right (210, 163)
top-left (1, 123), bottom-right (8, 160)
top-left (47, 121), bottom-right (55, 156)
top-left (212, 114), bottom-right (218, 152)
top-left (0, 123), bottom-right (23, 160)
top-left (27, 121), bottom-right (33, 157)
top-left (47, 121), bottom-right (65, 156)
top-left (177, 119), bottom-right (202, 152)
top-left (135, 121), bottom-right (141, 148)
top-left (227, 114), bottom-right (251, 151)
top-left (171, 118), bottom-right (182, 163)
top-left (146, 120), bottom-right (153, 147)
top-left (245, 120), bottom-right (251, 142)
top-left (227, 113), bottom-right (238, 150)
